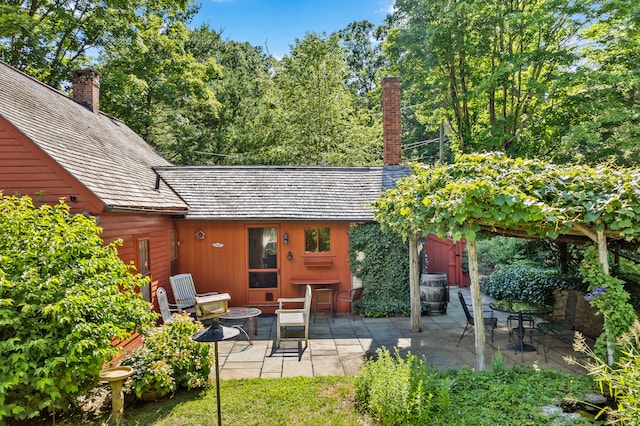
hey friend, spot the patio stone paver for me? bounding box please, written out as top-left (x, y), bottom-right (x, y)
top-left (216, 287), bottom-right (590, 379)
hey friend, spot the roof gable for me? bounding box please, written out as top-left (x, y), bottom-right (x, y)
top-left (0, 61), bottom-right (187, 213)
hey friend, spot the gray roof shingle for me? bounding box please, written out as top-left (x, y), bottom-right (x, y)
top-left (0, 61), bottom-right (187, 212)
top-left (156, 166), bottom-right (391, 221)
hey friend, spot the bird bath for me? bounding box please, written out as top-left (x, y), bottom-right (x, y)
top-left (99, 366), bottom-right (134, 426)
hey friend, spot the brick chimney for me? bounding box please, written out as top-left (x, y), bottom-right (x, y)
top-left (382, 76), bottom-right (401, 166)
top-left (72, 69), bottom-right (100, 112)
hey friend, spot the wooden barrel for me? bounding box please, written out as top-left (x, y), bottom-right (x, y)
top-left (420, 273), bottom-right (449, 314)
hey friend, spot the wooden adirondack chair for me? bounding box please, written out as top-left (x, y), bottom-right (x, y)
top-left (169, 273), bottom-right (217, 312)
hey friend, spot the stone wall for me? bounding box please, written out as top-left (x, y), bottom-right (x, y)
top-left (551, 289), bottom-right (603, 338)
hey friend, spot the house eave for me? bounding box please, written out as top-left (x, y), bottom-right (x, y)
top-left (104, 205), bottom-right (189, 215)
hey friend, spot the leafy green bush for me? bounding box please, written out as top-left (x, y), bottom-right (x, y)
top-left (355, 347), bottom-right (450, 425)
top-left (348, 223), bottom-right (410, 317)
top-left (121, 314), bottom-right (213, 398)
top-left (481, 265), bottom-right (584, 305)
top-left (580, 246), bottom-right (637, 362)
top-left (0, 195), bottom-right (156, 422)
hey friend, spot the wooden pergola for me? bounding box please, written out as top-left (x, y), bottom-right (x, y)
top-left (374, 153), bottom-right (640, 370)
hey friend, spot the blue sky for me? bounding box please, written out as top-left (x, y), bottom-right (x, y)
top-left (192, 0), bottom-right (394, 57)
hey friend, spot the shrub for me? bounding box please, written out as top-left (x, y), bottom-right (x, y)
top-left (481, 265), bottom-right (584, 305)
top-left (121, 314), bottom-right (214, 398)
top-left (580, 246), bottom-right (637, 363)
top-left (0, 195), bottom-right (156, 422)
top-left (354, 347), bottom-right (450, 425)
top-left (348, 223), bottom-right (410, 317)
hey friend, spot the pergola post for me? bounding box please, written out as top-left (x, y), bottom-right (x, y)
top-left (467, 239), bottom-right (486, 371)
top-left (409, 234), bottom-right (422, 332)
top-left (596, 229), bottom-right (615, 365)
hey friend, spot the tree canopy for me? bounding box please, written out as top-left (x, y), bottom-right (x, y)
top-left (383, 0), bottom-right (593, 157)
top-left (0, 0), bottom-right (194, 88)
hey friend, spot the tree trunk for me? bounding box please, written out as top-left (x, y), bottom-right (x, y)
top-left (409, 235), bottom-right (422, 332)
top-left (467, 239), bottom-right (486, 371)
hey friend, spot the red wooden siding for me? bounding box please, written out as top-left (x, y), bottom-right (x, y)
top-left (1, 118), bottom-right (176, 351)
top-left (98, 213), bottom-right (176, 313)
top-left (0, 118), bottom-right (103, 212)
top-left (425, 234), bottom-right (468, 287)
top-left (174, 221), bottom-right (353, 312)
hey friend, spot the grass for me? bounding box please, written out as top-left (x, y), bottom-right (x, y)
top-left (45, 365), bottom-right (601, 426)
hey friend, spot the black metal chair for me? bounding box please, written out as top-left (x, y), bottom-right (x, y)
top-left (457, 291), bottom-right (498, 346)
top-left (536, 292), bottom-right (577, 362)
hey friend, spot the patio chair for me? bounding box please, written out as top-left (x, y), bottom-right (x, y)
top-left (456, 291), bottom-right (498, 346)
top-left (536, 292), bottom-right (577, 362)
top-left (156, 287), bottom-right (193, 323)
top-left (334, 286), bottom-right (364, 321)
top-left (275, 285), bottom-right (312, 348)
top-left (312, 288), bottom-right (334, 323)
top-left (169, 273), bottom-right (217, 312)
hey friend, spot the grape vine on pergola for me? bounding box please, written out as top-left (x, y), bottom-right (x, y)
top-left (373, 152), bottom-right (640, 371)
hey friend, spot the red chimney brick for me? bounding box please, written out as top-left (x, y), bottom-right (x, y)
top-left (72, 69), bottom-right (100, 112)
top-left (382, 76), bottom-right (401, 166)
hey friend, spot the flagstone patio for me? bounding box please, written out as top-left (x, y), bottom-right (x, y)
top-left (216, 287), bottom-right (587, 380)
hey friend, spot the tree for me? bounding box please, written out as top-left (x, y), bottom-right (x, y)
top-left (0, 194), bottom-right (156, 421)
top-left (98, 14), bottom-right (221, 161)
top-left (261, 32), bottom-right (381, 165)
top-left (185, 25), bottom-right (277, 165)
top-left (0, 0), bottom-right (192, 89)
top-left (384, 0), bottom-right (593, 157)
top-left (338, 20), bottom-right (383, 109)
top-left (554, 0), bottom-right (640, 166)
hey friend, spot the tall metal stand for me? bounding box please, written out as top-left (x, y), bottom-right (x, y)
top-left (192, 319), bottom-right (239, 426)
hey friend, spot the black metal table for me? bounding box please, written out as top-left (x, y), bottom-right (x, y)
top-left (490, 301), bottom-right (551, 353)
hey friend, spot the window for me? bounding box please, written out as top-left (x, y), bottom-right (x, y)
top-left (169, 230), bottom-right (178, 276)
top-left (137, 238), bottom-right (151, 302)
top-left (305, 227), bottom-right (330, 252)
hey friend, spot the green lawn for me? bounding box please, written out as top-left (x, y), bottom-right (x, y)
top-left (50, 367), bottom-right (602, 426)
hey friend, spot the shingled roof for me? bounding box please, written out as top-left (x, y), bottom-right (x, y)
top-left (156, 165), bottom-right (408, 221)
top-left (0, 61), bottom-right (187, 213)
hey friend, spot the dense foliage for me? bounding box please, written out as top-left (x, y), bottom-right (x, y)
top-left (384, 0), bottom-right (592, 157)
top-left (0, 195), bottom-right (156, 422)
top-left (356, 347), bottom-right (598, 425)
top-left (3, 0), bottom-right (640, 166)
top-left (348, 223), bottom-right (410, 317)
top-left (355, 348), bottom-right (451, 425)
top-left (121, 314), bottom-right (213, 398)
top-left (482, 266), bottom-right (584, 306)
top-left (580, 246), bottom-right (638, 360)
top-left (0, 0), bottom-right (194, 88)
top-left (374, 153), bottom-right (640, 244)
top-left (472, 235), bottom-right (578, 275)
